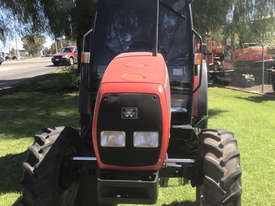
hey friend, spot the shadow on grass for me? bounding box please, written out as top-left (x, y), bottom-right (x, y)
top-left (208, 109), bottom-right (228, 119)
top-left (0, 152), bottom-right (26, 194)
top-left (0, 69), bottom-right (80, 96)
top-left (0, 92), bottom-right (80, 139)
top-left (236, 94), bottom-right (275, 103)
top-left (0, 71), bottom-right (81, 205)
top-left (162, 200), bottom-right (197, 206)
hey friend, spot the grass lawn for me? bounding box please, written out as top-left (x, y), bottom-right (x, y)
top-left (0, 72), bottom-right (275, 205)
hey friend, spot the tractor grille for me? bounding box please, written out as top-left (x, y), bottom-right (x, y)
top-left (97, 93), bottom-right (162, 167)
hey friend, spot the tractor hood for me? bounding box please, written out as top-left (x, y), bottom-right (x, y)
top-left (101, 52), bottom-right (167, 85)
top-left (92, 52), bottom-right (171, 171)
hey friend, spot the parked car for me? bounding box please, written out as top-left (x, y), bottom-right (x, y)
top-left (0, 56), bottom-right (4, 65)
top-left (51, 46), bottom-right (77, 66)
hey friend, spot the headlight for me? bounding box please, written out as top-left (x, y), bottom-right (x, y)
top-left (133, 132), bottom-right (159, 148)
top-left (62, 55), bottom-right (70, 59)
top-left (101, 131), bottom-right (126, 147)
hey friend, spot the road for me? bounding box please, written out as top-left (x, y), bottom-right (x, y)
top-left (0, 57), bottom-right (61, 89)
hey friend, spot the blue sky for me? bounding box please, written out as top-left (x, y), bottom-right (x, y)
top-left (0, 8), bottom-right (54, 52)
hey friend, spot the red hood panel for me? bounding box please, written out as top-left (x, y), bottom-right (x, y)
top-left (102, 52), bottom-right (167, 85)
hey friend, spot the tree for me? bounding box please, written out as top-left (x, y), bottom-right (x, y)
top-left (21, 34), bottom-right (45, 56)
top-left (225, 0), bottom-right (275, 48)
top-left (1, 0), bottom-right (274, 51)
top-left (0, 0), bottom-right (95, 41)
top-left (192, 0), bottom-right (232, 39)
top-left (9, 48), bottom-right (16, 56)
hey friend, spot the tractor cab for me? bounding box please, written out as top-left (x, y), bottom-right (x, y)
top-left (80, 0), bottom-right (204, 127)
top-left (77, 1), bottom-right (209, 203)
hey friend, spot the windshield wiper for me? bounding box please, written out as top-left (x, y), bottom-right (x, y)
top-left (160, 1), bottom-right (186, 20)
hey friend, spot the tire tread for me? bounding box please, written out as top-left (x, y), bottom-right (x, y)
top-left (198, 129), bottom-right (242, 206)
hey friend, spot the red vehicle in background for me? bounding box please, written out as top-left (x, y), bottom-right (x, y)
top-left (51, 46), bottom-right (78, 66)
top-left (204, 40), bottom-right (224, 71)
top-left (233, 43), bottom-right (273, 64)
top-left (233, 43), bottom-right (275, 84)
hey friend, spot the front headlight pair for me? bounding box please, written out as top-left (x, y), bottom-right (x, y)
top-left (100, 131), bottom-right (159, 148)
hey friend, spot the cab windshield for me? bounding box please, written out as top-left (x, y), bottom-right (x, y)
top-left (60, 47), bottom-right (73, 53)
top-left (93, 0), bottom-right (192, 68)
top-left (93, 0), bottom-right (155, 66)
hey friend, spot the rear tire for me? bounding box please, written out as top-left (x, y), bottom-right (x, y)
top-left (197, 129), bottom-right (242, 206)
top-left (22, 127), bottom-right (80, 206)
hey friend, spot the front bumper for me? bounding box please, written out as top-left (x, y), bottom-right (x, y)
top-left (52, 57), bottom-right (70, 65)
top-left (97, 170), bottom-right (158, 204)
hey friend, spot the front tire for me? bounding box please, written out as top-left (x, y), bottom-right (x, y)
top-left (22, 127), bottom-right (80, 206)
top-left (197, 129), bottom-right (242, 206)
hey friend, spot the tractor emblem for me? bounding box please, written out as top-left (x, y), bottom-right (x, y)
top-left (121, 107), bottom-right (138, 119)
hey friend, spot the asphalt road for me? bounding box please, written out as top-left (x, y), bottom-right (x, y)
top-left (0, 57), bottom-right (61, 89)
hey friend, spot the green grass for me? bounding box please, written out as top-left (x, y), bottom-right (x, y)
top-left (14, 67), bottom-right (80, 93)
top-left (0, 91), bottom-right (80, 206)
top-left (0, 69), bottom-right (80, 206)
top-left (0, 74), bottom-right (275, 205)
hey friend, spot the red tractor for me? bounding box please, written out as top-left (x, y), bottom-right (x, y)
top-left (21, 0), bottom-right (242, 206)
top-left (205, 40), bottom-right (225, 72)
top-left (233, 43), bottom-right (275, 85)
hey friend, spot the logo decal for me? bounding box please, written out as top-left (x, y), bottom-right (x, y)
top-left (121, 107), bottom-right (138, 119)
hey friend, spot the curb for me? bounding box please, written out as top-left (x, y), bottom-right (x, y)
top-left (210, 83), bottom-right (275, 98)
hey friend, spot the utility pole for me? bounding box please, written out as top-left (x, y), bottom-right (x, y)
top-left (60, 39), bottom-right (63, 48)
top-left (55, 39), bottom-right (58, 53)
top-left (261, 44), bottom-right (265, 94)
top-left (13, 17), bottom-right (20, 59)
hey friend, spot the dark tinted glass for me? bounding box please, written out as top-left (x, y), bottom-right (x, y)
top-left (93, 0), bottom-right (155, 65)
top-left (159, 0), bottom-right (192, 65)
top-left (61, 48), bottom-right (73, 53)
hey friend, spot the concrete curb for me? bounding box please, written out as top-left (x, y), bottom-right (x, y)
top-left (210, 83), bottom-right (275, 98)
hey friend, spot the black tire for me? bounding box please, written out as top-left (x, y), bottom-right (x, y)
top-left (197, 129), bottom-right (242, 206)
top-left (159, 177), bottom-right (169, 187)
top-left (22, 127), bottom-right (80, 206)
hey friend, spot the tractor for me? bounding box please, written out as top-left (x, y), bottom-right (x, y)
top-left (21, 0), bottom-right (242, 205)
top-left (232, 43), bottom-right (275, 87)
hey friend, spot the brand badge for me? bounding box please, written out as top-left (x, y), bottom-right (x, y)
top-left (121, 107), bottom-right (138, 119)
